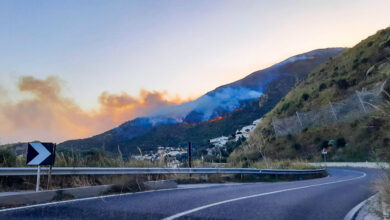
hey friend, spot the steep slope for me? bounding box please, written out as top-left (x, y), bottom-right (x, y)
top-left (59, 48), bottom-right (343, 155)
top-left (233, 27), bottom-right (390, 163)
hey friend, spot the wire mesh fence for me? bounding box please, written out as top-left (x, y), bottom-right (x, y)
top-left (272, 85), bottom-right (384, 136)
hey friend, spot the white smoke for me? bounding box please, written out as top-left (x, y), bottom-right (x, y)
top-left (154, 87), bottom-right (263, 121)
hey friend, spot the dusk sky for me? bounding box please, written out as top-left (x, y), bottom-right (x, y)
top-left (1, 0), bottom-right (390, 144)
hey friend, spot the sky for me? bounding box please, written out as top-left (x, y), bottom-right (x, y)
top-left (0, 0), bottom-right (390, 144)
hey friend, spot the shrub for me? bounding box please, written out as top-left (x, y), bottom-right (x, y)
top-left (336, 79), bottom-right (349, 90)
top-left (361, 57), bottom-right (369, 63)
top-left (292, 143), bottom-right (302, 150)
top-left (336, 137), bottom-right (346, 148)
top-left (301, 93), bottom-right (310, 101)
top-left (314, 137), bottom-right (322, 144)
top-left (0, 148), bottom-right (17, 167)
top-left (280, 102), bottom-right (290, 112)
top-left (319, 140), bottom-right (328, 150)
top-left (375, 168), bottom-right (390, 210)
top-left (319, 83), bottom-right (327, 91)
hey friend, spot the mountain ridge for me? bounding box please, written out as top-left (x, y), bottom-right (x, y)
top-left (57, 48), bottom-right (343, 155)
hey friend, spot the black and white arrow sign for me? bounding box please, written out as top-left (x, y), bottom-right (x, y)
top-left (27, 142), bottom-right (56, 166)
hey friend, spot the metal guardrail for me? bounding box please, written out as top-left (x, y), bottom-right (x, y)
top-left (310, 162), bottom-right (389, 169)
top-left (0, 167), bottom-right (326, 176)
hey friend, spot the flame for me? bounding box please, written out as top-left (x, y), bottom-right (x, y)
top-left (209, 115), bottom-right (224, 123)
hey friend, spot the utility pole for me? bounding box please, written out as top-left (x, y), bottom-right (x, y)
top-left (188, 142), bottom-right (192, 168)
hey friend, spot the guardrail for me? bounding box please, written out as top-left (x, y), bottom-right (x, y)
top-left (0, 167), bottom-right (326, 176)
top-left (309, 162), bottom-right (389, 169)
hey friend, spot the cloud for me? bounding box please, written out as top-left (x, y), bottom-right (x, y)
top-left (0, 76), bottom-right (191, 144)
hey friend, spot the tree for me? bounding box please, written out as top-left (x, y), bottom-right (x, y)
top-left (247, 130), bottom-right (269, 168)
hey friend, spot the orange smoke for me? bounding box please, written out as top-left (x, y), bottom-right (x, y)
top-left (0, 76), bottom-right (192, 143)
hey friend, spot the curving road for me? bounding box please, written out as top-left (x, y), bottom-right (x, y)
top-left (0, 168), bottom-right (380, 220)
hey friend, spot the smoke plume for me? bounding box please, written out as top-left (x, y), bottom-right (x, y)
top-left (0, 76), bottom-right (190, 144)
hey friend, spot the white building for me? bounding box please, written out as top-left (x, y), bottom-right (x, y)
top-left (210, 136), bottom-right (229, 147)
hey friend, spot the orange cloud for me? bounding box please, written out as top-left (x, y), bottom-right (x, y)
top-left (0, 76), bottom-right (192, 144)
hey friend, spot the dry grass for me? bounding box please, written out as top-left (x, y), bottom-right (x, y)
top-left (376, 168), bottom-right (390, 209)
top-left (248, 159), bottom-right (315, 170)
top-left (54, 151), bottom-right (166, 167)
top-left (227, 158), bottom-right (314, 170)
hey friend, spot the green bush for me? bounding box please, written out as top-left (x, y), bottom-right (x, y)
top-left (0, 148), bottom-right (17, 167)
top-left (280, 102), bottom-right (291, 112)
top-left (301, 93), bottom-right (310, 101)
top-left (336, 137), bottom-right (346, 148)
top-left (292, 143), bottom-right (302, 150)
top-left (319, 83), bottom-right (327, 91)
top-left (361, 57), bottom-right (369, 63)
top-left (336, 79), bottom-right (349, 89)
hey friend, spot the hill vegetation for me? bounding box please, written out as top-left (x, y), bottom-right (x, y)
top-left (230, 27), bottom-right (390, 164)
top-left (58, 49), bottom-right (342, 155)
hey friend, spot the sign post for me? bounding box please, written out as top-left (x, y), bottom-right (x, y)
top-left (26, 142), bottom-right (56, 192)
top-left (322, 148), bottom-right (328, 168)
top-left (188, 142), bottom-right (192, 168)
top-left (36, 165), bottom-right (41, 192)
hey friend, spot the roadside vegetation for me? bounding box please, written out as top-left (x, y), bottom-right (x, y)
top-left (375, 168), bottom-right (390, 217)
top-left (228, 159), bottom-right (314, 170)
top-left (0, 147), bottom-right (163, 168)
top-left (0, 146), bottom-right (319, 193)
top-left (230, 27), bottom-right (390, 164)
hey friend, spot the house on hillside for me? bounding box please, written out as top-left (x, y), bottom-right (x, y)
top-left (210, 136), bottom-right (229, 147)
top-left (234, 118), bottom-right (262, 141)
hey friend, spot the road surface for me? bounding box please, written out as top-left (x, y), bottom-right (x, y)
top-left (0, 168), bottom-right (380, 220)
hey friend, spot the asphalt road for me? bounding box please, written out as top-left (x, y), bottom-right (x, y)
top-left (0, 168), bottom-right (380, 220)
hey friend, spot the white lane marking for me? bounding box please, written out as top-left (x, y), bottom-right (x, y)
top-left (0, 182), bottom-right (237, 213)
top-left (162, 171), bottom-right (367, 220)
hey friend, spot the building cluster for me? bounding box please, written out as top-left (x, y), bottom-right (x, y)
top-left (131, 147), bottom-right (187, 168)
top-left (209, 118), bottom-right (262, 148)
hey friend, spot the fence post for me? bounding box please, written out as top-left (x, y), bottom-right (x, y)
top-left (296, 111), bottom-right (303, 128)
top-left (271, 118), bottom-right (278, 136)
top-left (356, 91), bottom-right (367, 113)
top-left (329, 101), bottom-right (338, 121)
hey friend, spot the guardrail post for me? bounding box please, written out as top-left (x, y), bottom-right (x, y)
top-left (47, 165), bottom-right (52, 190)
top-left (36, 165), bottom-right (41, 192)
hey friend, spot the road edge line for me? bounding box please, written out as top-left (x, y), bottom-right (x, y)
top-left (344, 194), bottom-right (377, 220)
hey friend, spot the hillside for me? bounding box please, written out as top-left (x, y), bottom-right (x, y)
top-left (230, 27), bottom-right (390, 164)
top-left (57, 48), bottom-right (343, 155)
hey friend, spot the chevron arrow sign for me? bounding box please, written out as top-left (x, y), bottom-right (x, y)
top-left (27, 142), bottom-right (56, 166)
